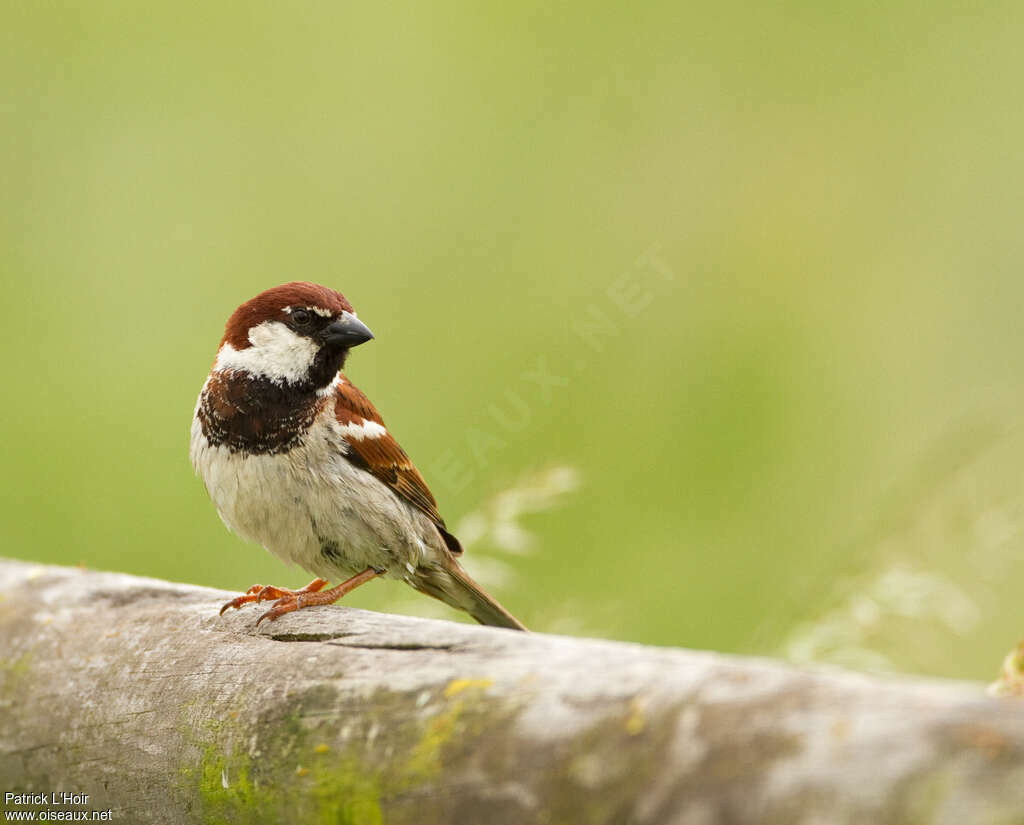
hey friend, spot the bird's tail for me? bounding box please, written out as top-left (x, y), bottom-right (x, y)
top-left (411, 557), bottom-right (527, 631)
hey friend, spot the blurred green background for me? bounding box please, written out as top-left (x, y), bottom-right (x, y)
top-left (4, 2), bottom-right (1024, 682)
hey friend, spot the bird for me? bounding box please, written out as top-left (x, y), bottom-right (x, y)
top-left (190, 281), bottom-right (526, 630)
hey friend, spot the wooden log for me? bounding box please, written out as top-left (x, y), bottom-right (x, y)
top-left (1, 559), bottom-right (1023, 824)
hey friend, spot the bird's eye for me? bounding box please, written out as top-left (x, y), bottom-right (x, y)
top-left (291, 309), bottom-right (312, 327)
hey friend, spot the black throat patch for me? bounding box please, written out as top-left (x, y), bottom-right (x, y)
top-left (198, 371), bottom-right (327, 455)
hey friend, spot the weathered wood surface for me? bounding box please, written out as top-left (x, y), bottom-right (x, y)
top-left (1, 559), bottom-right (1023, 825)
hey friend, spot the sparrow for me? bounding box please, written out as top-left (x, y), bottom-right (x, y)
top-left (190, 282), bottom-right (526, 630)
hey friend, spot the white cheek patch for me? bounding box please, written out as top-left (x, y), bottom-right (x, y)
top-left (337, 419), bottom-right (387, 441)
top-left (214, 321), bottom-right (320, 384)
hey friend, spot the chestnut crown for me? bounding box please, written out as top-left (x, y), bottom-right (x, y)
top-left (221, 282), bottom-right (356, 348)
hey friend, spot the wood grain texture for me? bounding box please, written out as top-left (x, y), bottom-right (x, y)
top-left (1, 559), bottom-right (1023, 824)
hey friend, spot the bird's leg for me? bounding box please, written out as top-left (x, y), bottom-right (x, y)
top-left (256, 567), bottom-right (381, 626)
top-left (219, 577), bottom-right (328, 616)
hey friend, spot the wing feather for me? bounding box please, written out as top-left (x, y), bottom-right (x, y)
top-left (333, 378), bottom-right (462, 555)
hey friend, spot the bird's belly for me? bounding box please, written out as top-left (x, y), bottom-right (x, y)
top-left (191, 418), bottom-right (427, 581)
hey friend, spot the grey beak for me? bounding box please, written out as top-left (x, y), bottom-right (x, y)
top-left (322, 311), bottom-right (374, 348)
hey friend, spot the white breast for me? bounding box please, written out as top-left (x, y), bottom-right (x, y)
top-left (190, 398), bottom-right (438, 581)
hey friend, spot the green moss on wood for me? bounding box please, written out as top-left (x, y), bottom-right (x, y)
top-left (0, 652), bottom-right (33, 701)
top-left (176, 678), bottom-right (501, 824)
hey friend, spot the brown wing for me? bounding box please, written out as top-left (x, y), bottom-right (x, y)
top-left (334, 377), bottom-right (462, 555)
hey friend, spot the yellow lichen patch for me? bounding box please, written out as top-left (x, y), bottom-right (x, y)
top-left (444, 678), bottom-right (493, 698)
top-left (295, 765), bottom-right (309, 777)
top-left (405, 703), bottom-right (464, 782)
top-left (625, 696), bottom-right (647, 736)
top-left (989, 640), bottom-right (1024, 698)
top-left (314, 743), bottom-right (330, 754)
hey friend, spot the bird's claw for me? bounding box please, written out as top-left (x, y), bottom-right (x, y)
top-left (219, 578), bottom-right (328, 617)
top-left (219, 584), bottom-right (265, 615)
top-left (254, 594), bottom-right (306, 626)
top-left (219, 571), bottom-right (375, 627)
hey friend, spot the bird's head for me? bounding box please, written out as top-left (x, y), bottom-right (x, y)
top-left (214, 282), bottom-right (374, 389)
